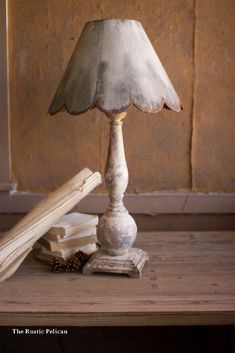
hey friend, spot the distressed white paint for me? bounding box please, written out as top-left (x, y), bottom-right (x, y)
top-left (49, 19), bottom-right (181, 115)
top-left (97, 113), bottom-right (137, 256)
top-left (48, 19), bottom-right (182, 272)
top-left (83, 247), bottom-right (149, 278)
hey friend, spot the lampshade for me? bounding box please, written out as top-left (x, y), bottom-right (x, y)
top-left (49, 19), bottom-right (182, 115)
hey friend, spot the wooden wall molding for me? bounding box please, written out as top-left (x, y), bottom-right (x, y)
top-left (0, 0), bottom-right (12, 190)
top-left (0, 191), bottom-right (234, 214)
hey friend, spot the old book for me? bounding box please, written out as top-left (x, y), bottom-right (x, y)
top-left (0, 169), bottom-right (101, 260)
top-left (0, 168), bottom-right (102, 281)
top-left (44, 226), bottom-right (97, 242)
top-left (34, 249), bottom-right (54, 265)
top-left (40, 243), bottom-right (97, 259)
top-left (39, 234), bottom-right (97, 252)
top-left (48, 213), bottom-right (99, 239)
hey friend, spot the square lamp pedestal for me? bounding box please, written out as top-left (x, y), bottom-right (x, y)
top-left (83, 248), bottom-right (149, 278)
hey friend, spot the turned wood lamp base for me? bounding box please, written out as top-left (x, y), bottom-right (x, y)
top-left (83, 248), bottom-right (149, 278)
top-left (83, 111), bottom-right (149, 278)
top-left (48, 19), bottom-right (182, 279)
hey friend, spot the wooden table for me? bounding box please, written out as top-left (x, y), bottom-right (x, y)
top-left (0, 231), bottom-right (235, 326)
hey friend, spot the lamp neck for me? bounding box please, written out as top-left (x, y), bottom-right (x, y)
top-left (106, 111), bottom-right (127, 124)
top-left (105, 111), bottom-right (128, 213)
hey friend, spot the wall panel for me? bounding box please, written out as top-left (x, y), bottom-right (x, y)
top-left (8, 0), bottom-right (193, 193)
top-left (192, 0), bottom-right (235, 192)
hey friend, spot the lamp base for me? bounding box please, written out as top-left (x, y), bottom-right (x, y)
top-left (82, 248), bottom-right (149, 278)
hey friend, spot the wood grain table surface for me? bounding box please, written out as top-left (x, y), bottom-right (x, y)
top-left (0, 231), bottom-right (234, 326)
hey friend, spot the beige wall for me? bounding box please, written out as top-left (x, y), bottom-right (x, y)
top-left (192, 0), bottom-right (235, 192)
top-left (8, 0), bottom-right (235, 193)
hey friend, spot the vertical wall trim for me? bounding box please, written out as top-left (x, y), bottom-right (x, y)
top-left (189, 0), bottom-right (197, 191)
top-left (0, 0), bottom-right (12, 191)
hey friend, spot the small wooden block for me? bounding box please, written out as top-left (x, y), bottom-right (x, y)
top-left (83, 248), bottom-right (149, 278)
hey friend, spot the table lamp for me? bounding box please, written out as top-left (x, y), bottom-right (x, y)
top-left (49, 19), bottom-right (181, 278)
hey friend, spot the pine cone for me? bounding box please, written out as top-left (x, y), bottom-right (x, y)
top-left (64, 257), bottom-right (82, 272)
top-left (74, 250), bottom-right (90, 266)
top-left (50, 257), bottom-right (65, 272)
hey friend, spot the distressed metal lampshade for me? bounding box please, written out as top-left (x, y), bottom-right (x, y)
top-left (49, 19), bottom-right (182, 278)
top-left (49, 19), bottom-right (181, 115)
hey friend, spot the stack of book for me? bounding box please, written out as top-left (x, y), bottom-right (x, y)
top-left (0, 168), bottom-right (101, 281)
top-left (36, 212), bottom-right (99, 262)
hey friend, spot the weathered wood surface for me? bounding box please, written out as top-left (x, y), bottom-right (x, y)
top-left (0, 231), bottom-right (234, 326)
top-left (49, 19), bottom-right (182, 116)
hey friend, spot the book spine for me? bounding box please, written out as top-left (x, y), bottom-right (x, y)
top-left (40, 243), bottom-right (97, 259)
top-left (39, 234), bottom-right (97, 252)
top-left (62, 219), bottom-right (99, 238)
top-left (49, 217), bottom-right (99, 238)
top-left (47, 219), bottom-right (98, 241)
